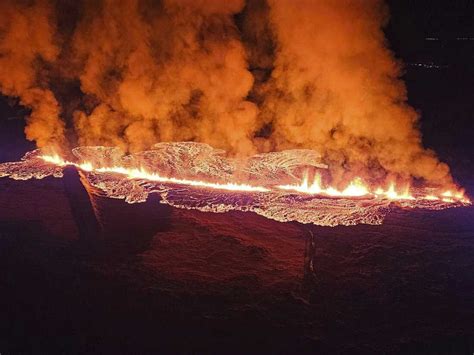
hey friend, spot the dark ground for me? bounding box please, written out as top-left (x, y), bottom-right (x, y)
top-left (1, 2), bottom-right (474, 354)
top-left (0, 173), bottom-right (473, 354)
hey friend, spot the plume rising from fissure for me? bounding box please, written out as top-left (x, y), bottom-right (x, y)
top-left (0, 0), bottom-right (461, 189)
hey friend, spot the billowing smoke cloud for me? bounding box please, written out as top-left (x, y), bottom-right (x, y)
top-left (259, 0), bottom-right (451, 185)
top-left (0, 0), bottom-right (65, 152)
top-left (69, 0), bottom-right (259, 155)
top-left (0, 0), bottom-right (453, 186)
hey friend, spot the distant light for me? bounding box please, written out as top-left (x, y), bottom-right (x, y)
top-left (406, 62), bottom-right (448, 69)
top-left (425, 37), bottom-right (474, 41)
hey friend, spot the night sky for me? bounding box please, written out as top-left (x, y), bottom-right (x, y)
top-left (386, 0), bottom-right (474, 192)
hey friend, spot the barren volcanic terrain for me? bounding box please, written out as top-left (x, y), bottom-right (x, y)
top-left (1, 1), bottom-right (474, 353)
top-left (0, 165), bottom-right (473, 353)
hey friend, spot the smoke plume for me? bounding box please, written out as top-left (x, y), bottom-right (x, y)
top-left (0, 0), bottom-right (64, 152)
top-left (259, 0), bottom-right (451, 185)
top-left (0, 0), bottom-right (453, 186)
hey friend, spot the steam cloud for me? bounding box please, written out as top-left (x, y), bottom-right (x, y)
top-left (0, 0), bottom-right (453, 186)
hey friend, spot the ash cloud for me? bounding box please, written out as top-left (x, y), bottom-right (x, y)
top-left (0, 0), bottom-right (453, 186)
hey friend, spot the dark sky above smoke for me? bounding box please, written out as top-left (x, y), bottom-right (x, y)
top-left (0, 0), bottom-right (472, 187)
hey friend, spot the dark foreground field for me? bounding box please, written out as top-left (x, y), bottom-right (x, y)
top-left (0, 169), bottom-right (473, 354)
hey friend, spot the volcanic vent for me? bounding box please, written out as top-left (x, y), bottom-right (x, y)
top-left (0, 143), bottom-right (469, 227)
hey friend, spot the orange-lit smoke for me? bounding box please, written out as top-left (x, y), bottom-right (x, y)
top-left (71, 0), bottom-right (258, 154)
top-left (259, 0), bottom-right (452, 186)
top-left (0, 0), bottom-right (455, 188)
top-left (0, 0), bottom-right (65, 152)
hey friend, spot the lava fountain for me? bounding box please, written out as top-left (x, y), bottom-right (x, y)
top-left (0, 142), bottom-right (470, 227)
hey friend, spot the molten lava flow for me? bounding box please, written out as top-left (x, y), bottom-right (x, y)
top-left (278, 173), bottom-right (370, 197)
top-left (41, 154), bottom-right (270, 193)
top-left (374, 183), bottom-right (415, 201)
top-left (39, 154), bottom-right (470, 203)
top-left (32, 153), bottom-right (474, 204)
top-left (0, 144), bottom-right (470, 227)
top-left (277, 173), bottom-right (469, 204)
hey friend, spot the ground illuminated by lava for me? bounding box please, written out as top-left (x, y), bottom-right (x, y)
top-left (0, 142), bottom-right (469, 227)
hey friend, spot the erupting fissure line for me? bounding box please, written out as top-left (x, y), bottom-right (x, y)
top-left (277, 172), bottom-right (469, 203)
top-left (41, 155), bottom-right (271, 193)
top-left (40, 154), bottom-right (470, 204)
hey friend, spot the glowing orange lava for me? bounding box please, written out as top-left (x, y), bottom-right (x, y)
top-left (278, 173), bottom-right (370, 197)
top-left (277, 172), bottom-right (469, 203)
top-left (40, 154), bottom-right (470, 204)
top-left (40, 154), bottom-right (270, 193)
